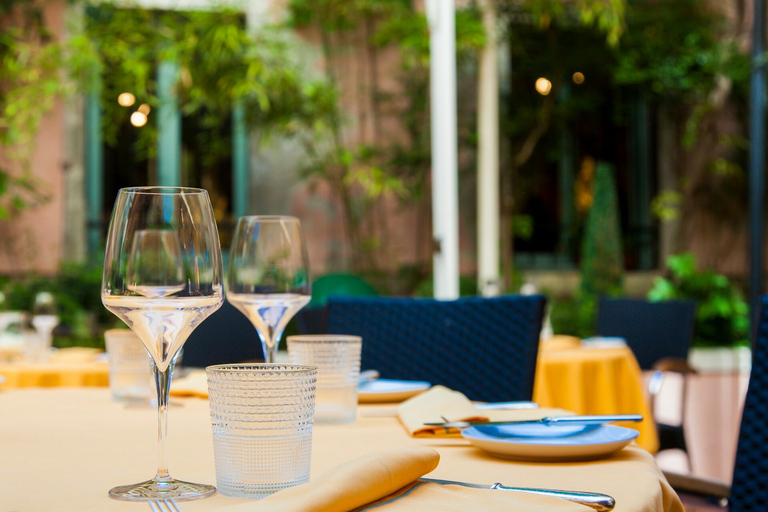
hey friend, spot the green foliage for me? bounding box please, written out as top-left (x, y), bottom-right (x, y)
top-left (0, 0), bottom-right (59, 220)
top-left (648, 253), bottom-right (749, 348)
top-left (83, 3), bottom-right (336, 160)
top-left (1, 260), bottom-right (112, 348)
top-left (612, 0), bottom-right (749, 101)
top-left (548, 292), bottom-right (596, 339)
top-left (579, 162), bottom-right (624, 298)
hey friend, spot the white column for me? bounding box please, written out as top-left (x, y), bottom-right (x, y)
top-left (426, 0), bottom-right (460, 300)
top-left (476, 0), bottom-right (500, 297)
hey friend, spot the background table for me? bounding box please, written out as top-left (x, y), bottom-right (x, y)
top-left (0, 348), bottom-right (108, 388)
top-left (0, 388), bottom-right (681, 511)
top-left (534, 341), bottom-right (659, 453)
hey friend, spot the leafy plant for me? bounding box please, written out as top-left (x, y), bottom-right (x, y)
top-left (648, 252), bottom-right (749, 348)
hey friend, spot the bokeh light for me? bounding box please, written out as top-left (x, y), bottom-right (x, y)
top-left (573, 72), bottom-right (585, 84)
top-left (130, 111), bottom-right (147, 127)
top-left (138, 103), bottom-right (151, 115)
top-left (117, 92), bottom-right (136, 107)
top-left (535, 78), bottom-right (552, 96)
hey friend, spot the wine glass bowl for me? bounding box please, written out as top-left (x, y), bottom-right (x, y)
top-left (101, 187), bottom-right (223, 501)
top-left (226, 216), bottom-right (311, 363)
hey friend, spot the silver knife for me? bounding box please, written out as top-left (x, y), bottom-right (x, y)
top-left (424, 414), bottom-right (643, 429)
top-left (420, 477), bottom-right (615, 511)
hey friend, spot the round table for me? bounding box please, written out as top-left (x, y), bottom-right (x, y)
top-left (533, 338), bottom-right (659, 453)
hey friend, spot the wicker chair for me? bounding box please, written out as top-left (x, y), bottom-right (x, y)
top-left (664, 294), bottom-right (768, 511)
top-left (596, 297), bottom-right (697, 465)
top-left (325, 295), bottom-right (547, 403)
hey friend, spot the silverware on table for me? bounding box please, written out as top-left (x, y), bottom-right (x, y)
top-left (425, 414), bottom-right (643, 430)
top-left (420, 477), bottom-right (616, 511)
top-left (475, 401), bottom-right (539, 410)
top-left (358, 369), bottom-right (380, 386)
top-left (148, 499), bottom-right (183, 512)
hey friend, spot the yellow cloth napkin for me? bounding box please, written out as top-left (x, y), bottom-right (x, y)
top-left (216, 448), bottom-right (440, 512)
top-left (397, 385), bottom-right (571, 437)
top-left (169, 369), bottom-right (209, 398)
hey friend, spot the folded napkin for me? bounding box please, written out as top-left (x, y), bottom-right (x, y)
top-left (169, 369), bottom-right (209, 398)
top-left (217, 447), bottom-right (440, 512)
top-left (397, 385), bottom-right (571, 437)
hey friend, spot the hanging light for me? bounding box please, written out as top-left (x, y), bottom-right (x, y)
top-left (535, 78), bottom-right (552, 96)
top-left (573, 72), bottom-right (585, 84)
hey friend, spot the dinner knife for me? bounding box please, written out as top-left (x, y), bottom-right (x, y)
top-left (424, 414), bottom-right (643, 429)
top-left (420, 477), bottom-right (615, 511)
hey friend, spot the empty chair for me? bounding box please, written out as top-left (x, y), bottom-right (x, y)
top-left (295, 274), bottom-right (378, 335)
top-left (181, 300), bottom-right (263, 367)
top-left (665, 294), bottom-right (768, 511)
top-left (325, 295), bottom-right (546, 402)
top-left (596, 297), bottom-right (697, 462)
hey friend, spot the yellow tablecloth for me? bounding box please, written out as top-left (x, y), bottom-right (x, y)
top-left (0, 388), bottom-right (682, 512)
top-left (534, 341), bottom-right (659, 453)
top-left (0, 348), bottom-right (109, 388)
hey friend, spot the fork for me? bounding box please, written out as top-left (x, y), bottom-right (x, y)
top-left (148, 499), bottom-right (183, 512)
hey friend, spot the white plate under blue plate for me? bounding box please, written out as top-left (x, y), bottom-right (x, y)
top-left (461, 424), bottom-right (638, 462)
top-left (581, 337), bottom-right (627, 349)
top-left (357, 379), bottom-right (431, 403)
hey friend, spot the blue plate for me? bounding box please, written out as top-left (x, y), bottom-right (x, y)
top-left (462, 425), bottom-right (639, 462)
top-left (473, 423), bottom-right (598, 438)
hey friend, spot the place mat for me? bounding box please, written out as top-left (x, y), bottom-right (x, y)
top-left (397, 385), bottom-right (570, 437)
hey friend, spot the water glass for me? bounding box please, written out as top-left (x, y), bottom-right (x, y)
top-left (287, 335), bottom-right (362, 425)
top-left (104, 329), bottom-right (152, 403)
top-left (206, 364), bottom-right (317, 498)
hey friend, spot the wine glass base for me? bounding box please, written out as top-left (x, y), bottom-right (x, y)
top-left (108, 477), bottom-right (216, 501)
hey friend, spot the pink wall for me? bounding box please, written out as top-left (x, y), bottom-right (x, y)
top-left (0, 0), bottom-right (66, 275)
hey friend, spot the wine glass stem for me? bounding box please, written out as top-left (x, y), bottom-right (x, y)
top-left (152, 359), bottom-right (175, 482)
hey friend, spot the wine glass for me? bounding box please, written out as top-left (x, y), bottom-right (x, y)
top-left (226, 216), bottom-right (311, 363)
top-left (101, 187), bottom-right (223, 501)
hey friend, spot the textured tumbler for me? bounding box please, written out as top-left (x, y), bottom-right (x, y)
top-left (206, 364), bottom-right (317, 498)
top-left (287, 335), bottom-right (362, 425)
top-left (104, 329), bottom-right (152, 403)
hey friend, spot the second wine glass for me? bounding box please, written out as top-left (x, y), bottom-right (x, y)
top-left (226, 216), bottom-right (311, 363)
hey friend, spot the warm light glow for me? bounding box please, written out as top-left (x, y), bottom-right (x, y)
top-left (118, 92), bottom-right (136, 107)
top-left (535, 78), bottom-right (552, 96)
top-left (573, 72), bottom-right (585, 84)
top-left (130, 111), bottom-right (147, 127)
top-left (138, 103), bottom-right (151, 115)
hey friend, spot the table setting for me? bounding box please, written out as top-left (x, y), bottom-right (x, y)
top-left (0, 186), bottom-right (684, 512)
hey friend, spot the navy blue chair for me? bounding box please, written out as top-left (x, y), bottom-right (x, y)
top-left (596, 297), bottom-right (697, 371)
top-left (181, 300), bottom-right (263, 367)
top-left (665, 294), bottom-right (768, 511)
top-left (596, 297), bottom-right (698, 464)
top-left (325, 295), bottom-right (546, 402)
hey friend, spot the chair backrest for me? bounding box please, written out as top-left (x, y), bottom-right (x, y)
top-left (325, 295), bottom-right (547, 402)
top-left (181, 300), bottom-right (263, 367)
top-left (596, 297), bottom-right (696, 370)
top-left (729, 295), bottom-right (768, 512)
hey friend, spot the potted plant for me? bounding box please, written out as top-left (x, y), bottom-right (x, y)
top-left (647, 252), bottom-right (750, 372)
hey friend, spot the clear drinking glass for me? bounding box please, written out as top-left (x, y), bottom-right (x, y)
top-left (226, 216), bottom-right (311, 363)
top-left (101, 187), bottom-right (224, 501)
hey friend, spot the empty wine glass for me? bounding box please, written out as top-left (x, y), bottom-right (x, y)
top-left (226, 216), bottom-right (311, 363)
top-left (102, 187), bottom-right (223, 501)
